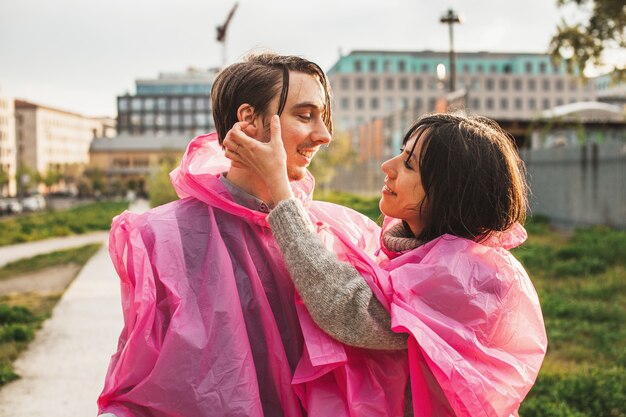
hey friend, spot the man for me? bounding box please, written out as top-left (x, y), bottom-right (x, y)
top-left (97, 53), bottom-right (407, 417)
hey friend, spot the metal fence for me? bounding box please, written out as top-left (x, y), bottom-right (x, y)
top-left (328, 142), bottom-right (626, 229)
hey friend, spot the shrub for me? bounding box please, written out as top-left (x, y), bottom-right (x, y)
top-left (0, 305), bottom-right (36, 325)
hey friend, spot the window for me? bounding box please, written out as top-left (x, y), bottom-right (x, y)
top-left (542, 98), bottom-right (550, 109)
top-left (341, 97), bottom-right (349, 109)
top-left (428, 98), bottom-right (437, 110)
top-left (401, 97), bottom-right (409, 110)
top-left (486, 78), bottom-right (494, 91)
top-left (398, 61), bottom-right (406, 72)
top-left (525, 62), bottom-right (533, 73)
top-left (486, 98), bottom-right (494, 110)
top-left (472, 98), bottom-right (480, 109)
top-left (118, 98), bottom-right (129, 112)
top-left (503, 64), bottom-right (512, 74)
top-left (131, 99), bottom-right (142, 111)
top-left (143, 114), bottom-right (154, 126)
top-left (490, 64), bottom-right (498, 73)
top-left (144, 98), bottom-right (154, 111)
top-left (385, 78), bottom-right (394, 89)
top-left (499, 79), bottom-right (509, 90)
top-left (539, 62), bottom-right (547, 73)
top-left (356, 97), bottom-right (364, 109)
top-left (556, 98), bottom-right (564, 106)
top-left (170, 99), bottom-right (180, 111)
top-left (569, 80), bottom-right (578, 91)
top-left (515, 98), bottom-right (522, 110)
top-left (354, 60), bottom-right (362, 72)
top-left (341, 78), bottom-right (350, 90)
top-left (196, 97), bottom-right (209, 109)
top-left (170, 114), bottom-right (181, 127)
top-left (355, 78), bottom-right (364, 90)
top-left (555, 80), bottom-right (564, 91)
top-left (543, 79), bottom-right (550, 90)
top-left (384, 97), bottom-right (394, 111)
top-left (370, 97), bottom-right (379, 109)
top-left (500, 98), bottom-right (508, 110)
top-left (528, 98), bottom-right (536, 110)
top-left (370, 78), bottom-right (380, 90)
top-left (383, 60), bottom-right (391, 72)
top-left (463, 64), bottom-right (470, 73)
top-left (528, 79), bottom-right (536, 91)
top-left (399, 78), bottom-right (408, 89)
top-left (421, 64), bottom-right (429, 73)
top-left (413, 97), bottom-right (423, 110)
top-left (477, 64), bottom-right (484, 73)
top-left (155, 114), bottom-right (166, 126)
top-left (369, 60), bottom-right (377, 72)
top-left (514, 79), bottom-right (522, 91)
top-left (157, 98), bottom-right (167, 110)
top-left (183, 98), bottom-right (193, 110)
top-left (414, 78), bottom-right (423, 90)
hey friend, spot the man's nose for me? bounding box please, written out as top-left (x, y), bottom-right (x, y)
top-left (313, 122), bottom-right (332, 145)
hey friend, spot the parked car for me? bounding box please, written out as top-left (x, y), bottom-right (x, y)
top-left (0, 198), bottom-right (23, 215)
top-left (22, 194), bottom-right (47, 212)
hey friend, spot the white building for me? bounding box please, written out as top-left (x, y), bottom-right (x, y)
top-left (14, 99), bottom-right (112, 193)
top-left (0, 86), bottom-right (17, 197)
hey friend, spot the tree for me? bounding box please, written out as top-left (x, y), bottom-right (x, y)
top-left (308, 131), bottom-right (356, 194)
top-left (147, 155), bottom-right (180, 207)
top-left (550, 0), bottom-right (626, 78)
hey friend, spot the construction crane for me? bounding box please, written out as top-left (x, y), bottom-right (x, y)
top-left (216, 2), bottom-right (238, 68)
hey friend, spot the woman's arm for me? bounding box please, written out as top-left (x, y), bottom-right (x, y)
top-left (268, 198), bottom-right (407, 350)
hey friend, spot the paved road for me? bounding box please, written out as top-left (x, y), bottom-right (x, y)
top-left (0, 199), bottom-right (149, 417)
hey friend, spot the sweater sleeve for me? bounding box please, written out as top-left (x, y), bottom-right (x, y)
top-left (268, 199), bottom-right (408, 350)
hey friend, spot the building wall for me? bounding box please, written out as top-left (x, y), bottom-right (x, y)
top-left (328, 51), bottom-right (597, 131)
top-left (521, 143), bottom-right (626, 229)
top-left (0, 88), bottom-right (16, 196)
top-left (15, 101), bottom-right (108, 191)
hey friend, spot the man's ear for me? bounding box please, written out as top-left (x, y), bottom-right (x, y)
top-left (236, 103), bottom-right (260, 137)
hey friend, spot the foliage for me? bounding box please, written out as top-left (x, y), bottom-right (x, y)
top-left (550, 0), bottom-right (626, 78)
top-left (147, 156), bottom-right (180, 208)
top-left (512, 223), bottom-right (626, 417)
top-left (309, 132), bottom-right (357, 193)
top-left (313, 190), bottom-right (381, 222)
top-left (0, 201), bottom-right (127, 246)
top-left (0, 244), bottom-right (102, 387)
top-left (0, 244), bottom-right (101, 280)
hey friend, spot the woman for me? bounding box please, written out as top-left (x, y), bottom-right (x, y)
top-left (224, 113), bottom-right (547, 417)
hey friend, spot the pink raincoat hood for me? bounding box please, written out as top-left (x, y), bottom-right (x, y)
top-left (98, 133), bottom-right (409, 417)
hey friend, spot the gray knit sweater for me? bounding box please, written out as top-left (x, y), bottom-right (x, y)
top-left (268, 198), bottom-right (409, 350)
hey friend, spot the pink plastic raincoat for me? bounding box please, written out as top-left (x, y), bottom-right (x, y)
top-left (317, 217), bottom-right (548, 417)
top-left (98, 133), bottom-right (409, 417)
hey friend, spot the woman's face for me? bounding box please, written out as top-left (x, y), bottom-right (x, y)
top-left (379, 134), bottom-right (427, 236)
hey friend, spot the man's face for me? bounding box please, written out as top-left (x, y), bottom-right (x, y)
top-left (258, 72), bottom-right (331, 181)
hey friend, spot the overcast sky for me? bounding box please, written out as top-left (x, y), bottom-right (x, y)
top-left (0, 0), bottom-right (614, 117)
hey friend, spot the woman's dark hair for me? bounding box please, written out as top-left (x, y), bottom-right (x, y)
top-left (211, 52), bottom-right (333, 144)
top-left (403, 113), bottom-right (528, 242)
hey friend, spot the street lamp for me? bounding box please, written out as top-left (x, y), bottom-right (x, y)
top-left (440, 8), bottom-right (462, 93)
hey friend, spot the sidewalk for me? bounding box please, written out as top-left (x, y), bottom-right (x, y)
top-left (0, 199), bottom-right (149, 417)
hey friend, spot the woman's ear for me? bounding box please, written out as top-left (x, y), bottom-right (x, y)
top-left (236, 103), bottom-right (260, 137)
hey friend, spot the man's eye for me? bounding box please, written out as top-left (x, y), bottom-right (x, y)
top-left (299, 114), bottom-right (312, 121)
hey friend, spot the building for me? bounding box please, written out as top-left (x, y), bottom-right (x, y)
top-left (14, 99), bottom-right (112, 193)
top-left (0, 86), bottom-right (17, 196)
top-left (89, 133), bottom-right (190, 195)
top-left (328, 50), bottom-right (598, 133)
top-left (116, 67), bottom-right (217, 136)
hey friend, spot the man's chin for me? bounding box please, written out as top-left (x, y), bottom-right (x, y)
top-left (287, 167), bottom-right (307, 182)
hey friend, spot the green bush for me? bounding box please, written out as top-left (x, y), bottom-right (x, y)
top-left (0, 324), bottom-right (35, 343)
top-left (314, 191), bottom-right (381, 222)
top-left (0, 305), bottom-right (36, 325)
top-left (0, 361), bottom-right (18, 385)
top-left (521, 368), bottom-right (626, 417)
top-left (553, 257), bottom-right (608, 277)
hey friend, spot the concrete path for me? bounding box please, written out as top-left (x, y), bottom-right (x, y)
top-left (0, 232), bottom-right (110, 268)
top-left (0, 199), bottom-right (149, 417)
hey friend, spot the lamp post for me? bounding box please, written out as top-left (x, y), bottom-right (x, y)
top-left (440, 8), bottom-right (461, 93)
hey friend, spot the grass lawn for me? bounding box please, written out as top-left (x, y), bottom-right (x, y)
top-left (0, 244), bottom-right (101, 385)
